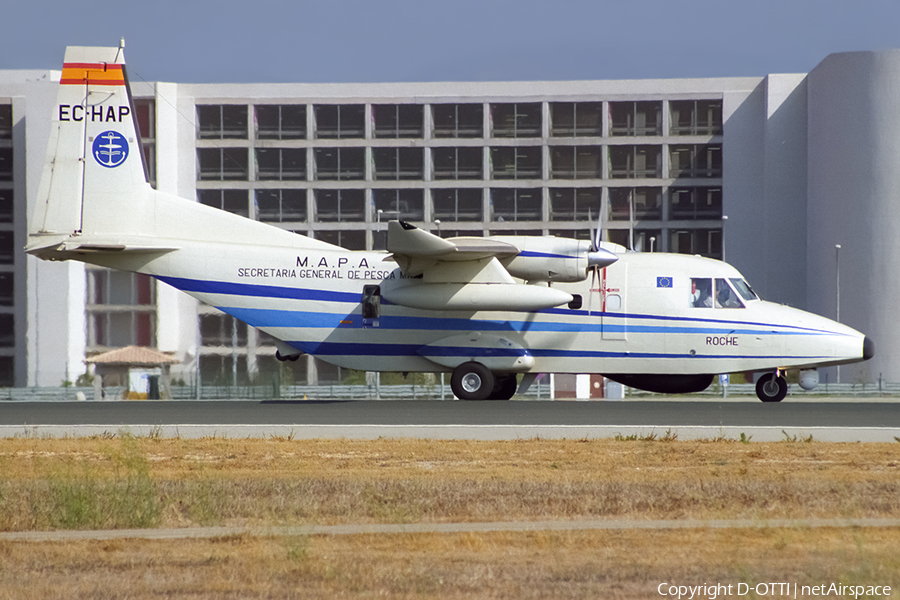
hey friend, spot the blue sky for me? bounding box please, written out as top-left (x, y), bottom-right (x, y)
top-left (3, 0), bottom-right (900, 83)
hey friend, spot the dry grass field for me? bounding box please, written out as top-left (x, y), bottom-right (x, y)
top-left (0, 435), bottom-right (899, 598)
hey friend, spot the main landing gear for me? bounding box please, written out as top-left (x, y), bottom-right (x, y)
top-left (756, 371), bottom-right (788, 402)
top-left (450, 361), bottom-right (518, 401)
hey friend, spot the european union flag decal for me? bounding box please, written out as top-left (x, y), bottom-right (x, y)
top-left (656, 276), bottom-right (673, 288)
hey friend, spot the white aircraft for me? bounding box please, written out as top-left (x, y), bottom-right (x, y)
top-left (27, 44), bottom-right (873, 402)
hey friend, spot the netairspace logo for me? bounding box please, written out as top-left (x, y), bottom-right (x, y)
top-left (657, 581), bottom-right (892, 599)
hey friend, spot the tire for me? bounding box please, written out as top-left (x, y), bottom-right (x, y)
top-left (489, 374), bottom-right (518, 401)
top-left (451, 362), bottom-right (494, 401)
top-left (756, 373), bottom-right (788, 403)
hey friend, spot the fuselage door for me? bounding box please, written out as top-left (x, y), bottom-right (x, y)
top-left (598, 265), bottom-right (627, 340)
top-left (361, 284), bottom-right (381, 328)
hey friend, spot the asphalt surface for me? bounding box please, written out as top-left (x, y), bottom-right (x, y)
top-left (1, 399), bottom-right (899, 441)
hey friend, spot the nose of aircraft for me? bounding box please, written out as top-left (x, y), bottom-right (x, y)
top-left (863, 336), bottom-right (875, 361)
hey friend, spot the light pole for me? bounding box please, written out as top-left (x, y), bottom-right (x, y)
top-left (376, 208), bottom-right (383, 250)
top-left (721, 215), bottom-right (728, 262)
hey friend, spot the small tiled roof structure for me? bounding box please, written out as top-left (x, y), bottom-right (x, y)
top-left (85, 346), bottom-right (180, 367)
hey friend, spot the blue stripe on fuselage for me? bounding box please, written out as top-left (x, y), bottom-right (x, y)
top-left (157, 275), bottom-right (842, 337)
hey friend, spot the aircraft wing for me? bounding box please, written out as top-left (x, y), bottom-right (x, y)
top-left (384, 221), bottom-right (575, 311)
top-left (386, 220), bottom-right (518, 276)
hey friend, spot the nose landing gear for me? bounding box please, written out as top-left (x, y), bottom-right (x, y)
top-left (756, 371), bottom-right (788, 402)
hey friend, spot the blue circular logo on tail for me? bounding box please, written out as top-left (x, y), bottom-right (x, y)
top-left (92, 130), bottom-right (129, 168)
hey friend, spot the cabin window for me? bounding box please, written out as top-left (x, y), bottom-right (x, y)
top-left (568, 295), bottom-right (583, 310)
top-left (691, 278), bottom-right (744, 308)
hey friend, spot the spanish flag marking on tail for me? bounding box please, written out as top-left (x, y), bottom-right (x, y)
top-left (60, 62), bottom-right (125, 86)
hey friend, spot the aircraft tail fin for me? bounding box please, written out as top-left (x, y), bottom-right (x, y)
top-left (31, 43), bottom-right (150, 242)
top-left (28, 43), bottom-right (334, 259)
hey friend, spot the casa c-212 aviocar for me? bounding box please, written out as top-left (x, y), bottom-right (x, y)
top-left (26, 43), bottom-right (874, 402)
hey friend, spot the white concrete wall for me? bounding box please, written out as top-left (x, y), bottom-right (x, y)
top-left (807, 50), bottom-right (900, 383)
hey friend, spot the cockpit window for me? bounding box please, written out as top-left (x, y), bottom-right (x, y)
top-left (691, 278), bottom-right (713, 307)
top-left (691, 277), bottom-right (745, 308)
top-left (730, 278), bottom-right (759, 302)
top-left (715, 278), bottom-right (743, 308)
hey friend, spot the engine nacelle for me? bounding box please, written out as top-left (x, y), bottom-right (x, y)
top-left (488, 236), bottom-right (618, 283)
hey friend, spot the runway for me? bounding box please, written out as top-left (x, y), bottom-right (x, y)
top-left (2, 399), bottom-right (899, 441)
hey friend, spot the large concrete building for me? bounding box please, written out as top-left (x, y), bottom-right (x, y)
top-left (0, 50), bottom-right (895, 388)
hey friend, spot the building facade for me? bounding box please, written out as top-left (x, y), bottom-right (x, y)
top-left (1, 50), bottom-right (894, 388)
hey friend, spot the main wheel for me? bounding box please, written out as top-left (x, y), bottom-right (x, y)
top-left (489, 374), bottom-right (518, 401)
top-left (451, 362), bottom-right (494, 401)
top-left (756, 372), bottom-right (788, 402)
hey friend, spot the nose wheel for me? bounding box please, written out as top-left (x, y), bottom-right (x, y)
top-left (756, 372), bottom-right (788, 402)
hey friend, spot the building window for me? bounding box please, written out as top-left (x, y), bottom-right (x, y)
top-left (314, 104), bottom-right (365, 139)
top-left (550, 102), bottom-right (602, 137)
top-left (0, 189), bottom-right (10, 223)
top-left (432, 104), bottom-right (483, 138)
top-left (313, 147), bottom-right (365, 180)
top-left (198, 189), bottom-right (249, 217)
top-left (256, 148), bottom-right (306, 180)
top-left (256, 105), bottom-right (306, 140)
top-left (669, 187), bottom-right (722, 220)
top-left (0, 105), bottom-right (11, 140)
top-left (549, 188), bottom-right (601, 221)
top-left (373, 147), bottom-right (424, 180)
top-left (256, 189), bottom-right (306, 222)
top-left (197, 105), bottom-right (248, 139)
top-left (134, 99), bottom-right (156, 188)
top-left (0, 231), bottom-right (13, 264)
top-left (609, 101), bottom-right (662, 136)
top-left (373, 105), bottom-right (423, 138)
top-left (490, 146), bottom-right (542, 180)
top-left (373, 189), bottom-right (425, 222)
top-left (608, 145), bottom-right (661, 179)
top-left (432, 147), bottom-right (483, 180)
top-left (0, 314), bottom-right (11, 347)
top-left (491, 103), bottom-right (542, 138)
top-left (432, 189), bottom-right (483, 222)
top-left (200, 355), bottom-right (249, 386)
top-left (315, 229), bottom-right (366, 250)
top-left (608, 188), bottom-right (663, 221)
top-left (0, 149), bottom-right (11, 182)
top-left (0, 356), bottom-right (12, 387)
top-left (669, 100), bottom-right (723, 136)
top-left (200, 313), bottom-right (247, 347)
top-left (609, 229), bottom-right (662, 252)
top-left (550, 146), bottom-right (602, 179)
top-left (86, 269), bottom-right (156, 349)
top-left (670, 228), bottom-right (722, 259)
top-left (315, 189), bottom-right (365, 222)
top-left (670, 145), bottom-right (723, 178)
top-left (0, 272), bottom-right (11, 306)
top-left (491, 188), bottom-right (542, 222)
top-left (197, 148), bottom-right (249, 181)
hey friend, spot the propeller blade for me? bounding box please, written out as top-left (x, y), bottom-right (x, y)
top-left (588, 207), bottom-right (597, 252)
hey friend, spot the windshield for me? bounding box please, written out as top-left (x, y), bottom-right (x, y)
top-left (730, 278), bottom-right (759, 302)
top-left (691, 278), bottom-right (745, 308)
